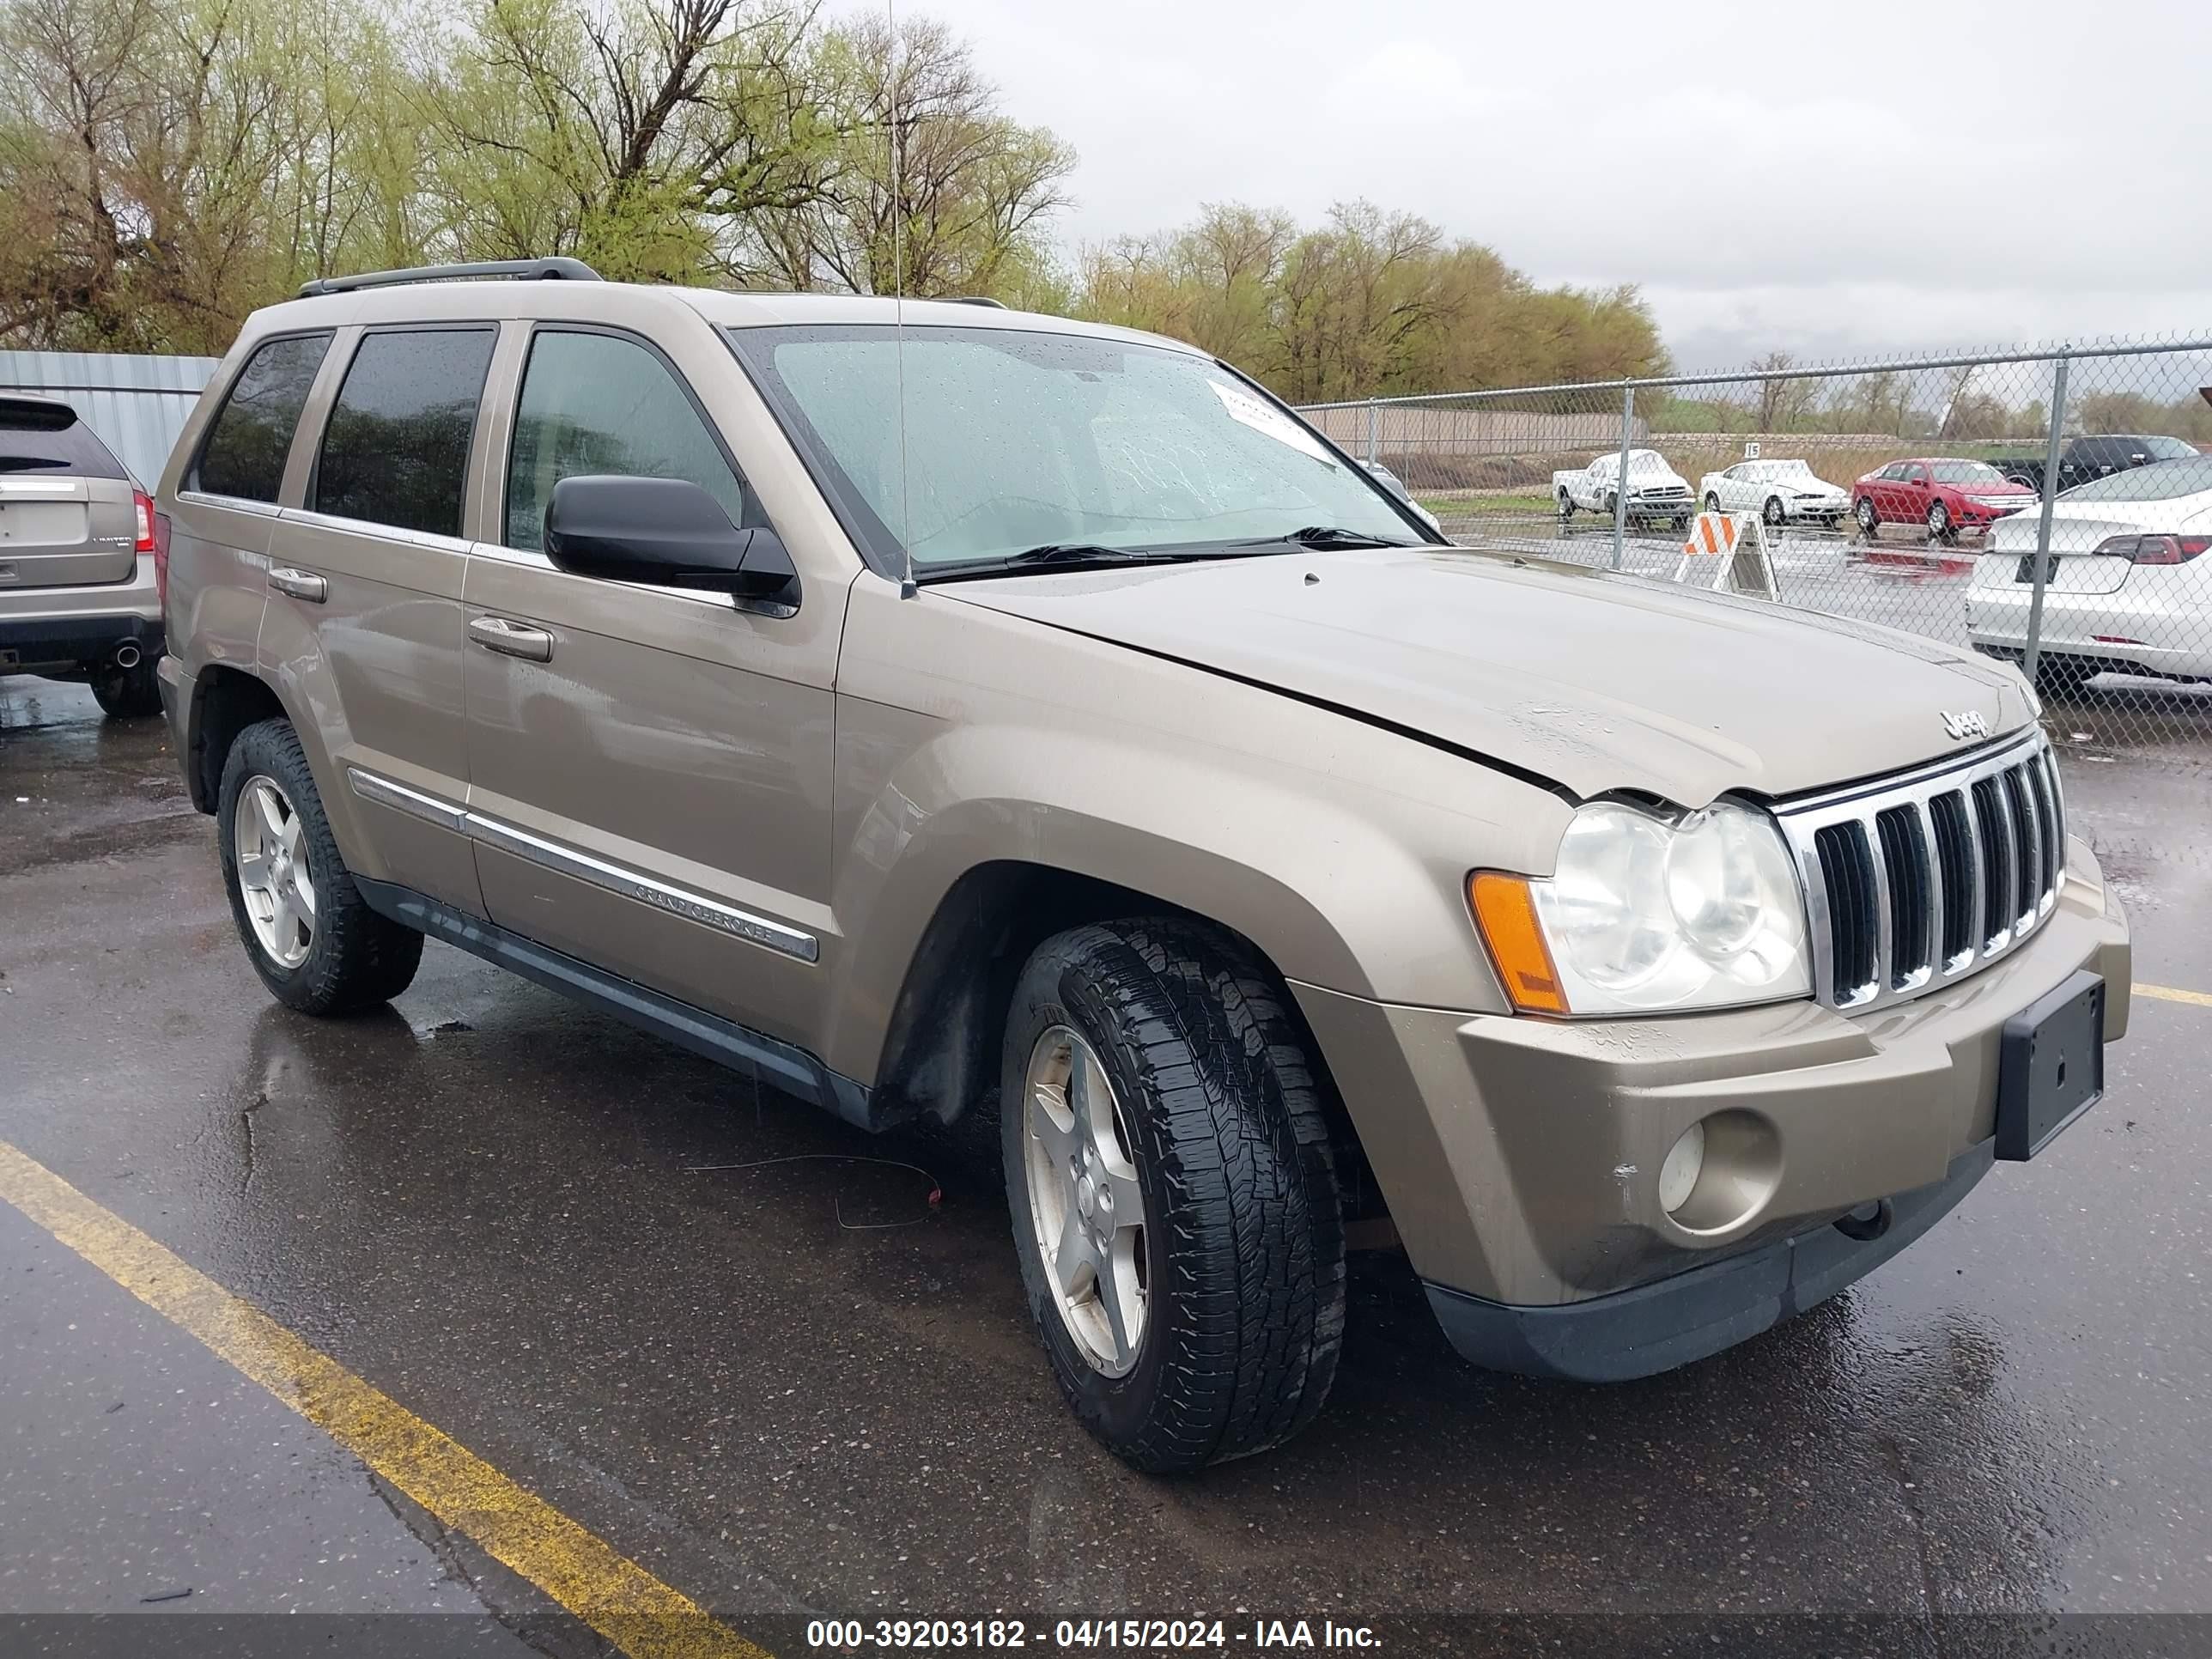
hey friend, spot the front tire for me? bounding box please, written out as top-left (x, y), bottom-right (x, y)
top-left (1557, 491), bottom-right (1575, 521)
top-left (217, 718), bottom-right (423, 1014)
top-left (1763, 495), bottom-right (1786, 528)
top-left (88, 657), bottom-right (162, 719)
top-left (1927, 500), bottom-right (1954, 544)
top-left (1704, 491), bottom-right (1721, 514)
top-left (1002, 920), bottom-right (1345, 1473)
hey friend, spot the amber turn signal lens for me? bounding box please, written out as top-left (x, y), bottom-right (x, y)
top-left (1468, 872), bottom-right (1569, 1015)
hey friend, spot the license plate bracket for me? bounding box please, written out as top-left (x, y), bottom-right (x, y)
top-left (1996, 969), bottom-right (2105, 1161)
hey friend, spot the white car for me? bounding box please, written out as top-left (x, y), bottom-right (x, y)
top-left (1553, 449), bottom-right (1694, 527)
top-left (1698, 459), bottom-right (1850, 528)
top-left (1968, 455), bottom-right (2212, 693)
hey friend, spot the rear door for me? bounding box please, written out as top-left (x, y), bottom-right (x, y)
top-left (0, 399), bottom-right (139, 590)
top-left (260, 324), bottom-right (499, 913)
top-left (1868, 463), bottom-right (1906, 520)
top-left (1898, 463), bottom-right (1932, 520)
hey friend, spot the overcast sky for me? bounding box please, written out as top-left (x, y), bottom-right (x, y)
top-left (917, 0), bottom-right (2212, 371)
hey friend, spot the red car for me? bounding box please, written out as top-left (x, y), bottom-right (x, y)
top-left (1851, 458), bottom-right (2038, 543)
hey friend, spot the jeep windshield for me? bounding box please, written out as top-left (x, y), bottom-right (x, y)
top-left (724, 324), bottom-right (1426, 576)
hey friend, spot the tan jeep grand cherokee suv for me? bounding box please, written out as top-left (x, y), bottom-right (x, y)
top-left (157, 260), bottom-right (2130, 1472)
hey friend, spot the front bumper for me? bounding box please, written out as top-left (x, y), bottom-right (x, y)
top-left (1291, 835), bottom-right (2129, 1377)
top-left (0, 557), bottom-right (164, 673)
top-left (1425, 1137), bottom-right (1993, 1381)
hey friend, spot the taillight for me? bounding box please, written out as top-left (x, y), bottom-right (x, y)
top-left (2130, 535), bottom-right (2209, 566)
top-left (132, 489), bottom-right (155, 553)
top-left (2091, 533), bottom-right (2209, 564)
top-left (152, 510), bottom-right (173, 608)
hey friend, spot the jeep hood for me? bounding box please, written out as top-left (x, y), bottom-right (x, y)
top-left (945, 547), bottom-right (2035, 805)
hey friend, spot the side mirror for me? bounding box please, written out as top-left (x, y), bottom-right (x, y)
top-left (1363, 460), bottom-right (1412, 504)
top-left (544, 476), bottom-right (799, 609)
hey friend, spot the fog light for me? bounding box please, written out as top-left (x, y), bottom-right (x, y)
top-left (1658, 1121), bottom-right (1706, 1215)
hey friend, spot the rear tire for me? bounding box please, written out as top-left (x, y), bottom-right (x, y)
top-left (217, 718), bottom-right (423, 1015)
top-left (88, 657), bottom-right (162, 719)
top-left (2033, 654), bottom-right (2099, 700)
top-left (1855, 497), bottom-right (1879, 539)
top-left (1001, 920), bottom-right (1345, 1473)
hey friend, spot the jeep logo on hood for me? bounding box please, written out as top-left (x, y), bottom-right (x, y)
top-left (1942, 709), bottom-right (1992, 742)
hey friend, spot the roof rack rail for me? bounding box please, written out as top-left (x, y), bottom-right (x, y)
top-left (945, 296), bottom-right (1008, 308)
top-left (297, 258), bottom-right (603, 300)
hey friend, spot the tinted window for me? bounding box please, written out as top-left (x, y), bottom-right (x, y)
top-left (0, 398), bottom-right (131, 478)
top-left (314, 329), bottom-right (496, 537)
top-left (2056, 456), bottom-right (2212, 501)
top-left (506, 330), bottom-right (749, 551)
top-left (2142, 436), bottom-right (2198, 461)
top-left (196, 333), bottom-right (331, 502)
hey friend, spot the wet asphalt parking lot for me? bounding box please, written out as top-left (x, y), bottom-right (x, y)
top-left (3, 671), bottom-right (2210, 1659)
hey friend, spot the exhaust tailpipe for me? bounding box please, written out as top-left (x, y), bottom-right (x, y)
top-left (112, 641), bottom-right (142, 670)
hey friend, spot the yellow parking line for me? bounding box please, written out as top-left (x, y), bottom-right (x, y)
top-left (0, 1139), bottom-right (769, 1659)
top-left (2135, 981), bottom-right (2212, 1009)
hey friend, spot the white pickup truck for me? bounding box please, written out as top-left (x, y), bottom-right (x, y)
top-left (1553, 449), bottom-right (1695, 530)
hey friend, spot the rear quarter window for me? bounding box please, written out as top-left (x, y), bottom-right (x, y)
top-left (0, 399), bottom-right (129, 479)
top-left (193, 332), bottom-right (333, 502)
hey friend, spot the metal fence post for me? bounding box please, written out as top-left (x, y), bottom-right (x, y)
top-left (1364, 400), bottom-right (1378, 465)
top-left (1610, 384), bottom-right (1634, 570)
top-left (2021, 354), bottom-right (2069, 687)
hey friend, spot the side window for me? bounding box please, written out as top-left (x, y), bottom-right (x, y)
top-left (1906, 465), bottom-right (1930, 485)
top-left (313, 328), bottom-right (497, 538)
top-left (505, 330), bottom-right (750, 552)
top-left (194, 333), bottom-right (332, 502)
top-left (1880, 463), bottom-right (1908, 481)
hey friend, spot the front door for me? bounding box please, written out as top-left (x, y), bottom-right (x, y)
top-left (460, 325), bottom-right (840, 1048)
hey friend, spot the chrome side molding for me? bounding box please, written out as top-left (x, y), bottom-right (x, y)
top-left (344, 767), bottom-right (818, 963)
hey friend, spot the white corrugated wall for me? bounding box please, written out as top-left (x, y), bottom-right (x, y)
top-left (0, 350), bottom-right (218, 489)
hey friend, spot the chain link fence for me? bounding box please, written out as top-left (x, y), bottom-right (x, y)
top-left (1301, 336), bottom-right (2212, 781)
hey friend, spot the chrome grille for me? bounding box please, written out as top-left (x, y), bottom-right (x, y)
top-left (1775, 732), bottom-right (2064, 1012)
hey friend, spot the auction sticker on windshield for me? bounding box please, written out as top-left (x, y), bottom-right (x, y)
top-left (1208, 380), bottom-right (1336, 466)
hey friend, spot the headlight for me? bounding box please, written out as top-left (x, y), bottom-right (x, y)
top-left (1469, 799), bottom-right (1811, 1015)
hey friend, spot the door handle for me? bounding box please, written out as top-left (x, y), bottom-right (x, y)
top-left (269, 567), bottom-right (327, 603)
top-left (468, 615), bottom-right (554, 662)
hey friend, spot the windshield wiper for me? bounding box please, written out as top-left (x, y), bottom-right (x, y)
top-left (0, 459), bottom-right (66, 473)
top-left (915, 543), bottom-right (1203, 583)
top-left (1251, 526), bottom-right (1416, 550)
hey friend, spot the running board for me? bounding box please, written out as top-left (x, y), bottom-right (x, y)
top-left (352, 877), bottom-right (886, 1133)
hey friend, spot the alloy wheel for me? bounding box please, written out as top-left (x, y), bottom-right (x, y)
top-left (1022, 1024), bottom-right (1148, 1377)
top-left (234, 774), bottom-right (316, 969)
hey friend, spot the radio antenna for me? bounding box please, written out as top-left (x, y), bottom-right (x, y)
top-left (889, 0), bottom-right (915, 597)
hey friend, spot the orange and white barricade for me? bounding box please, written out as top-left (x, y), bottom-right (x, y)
top-left (1672, 511), bottom-right (1778, 599)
